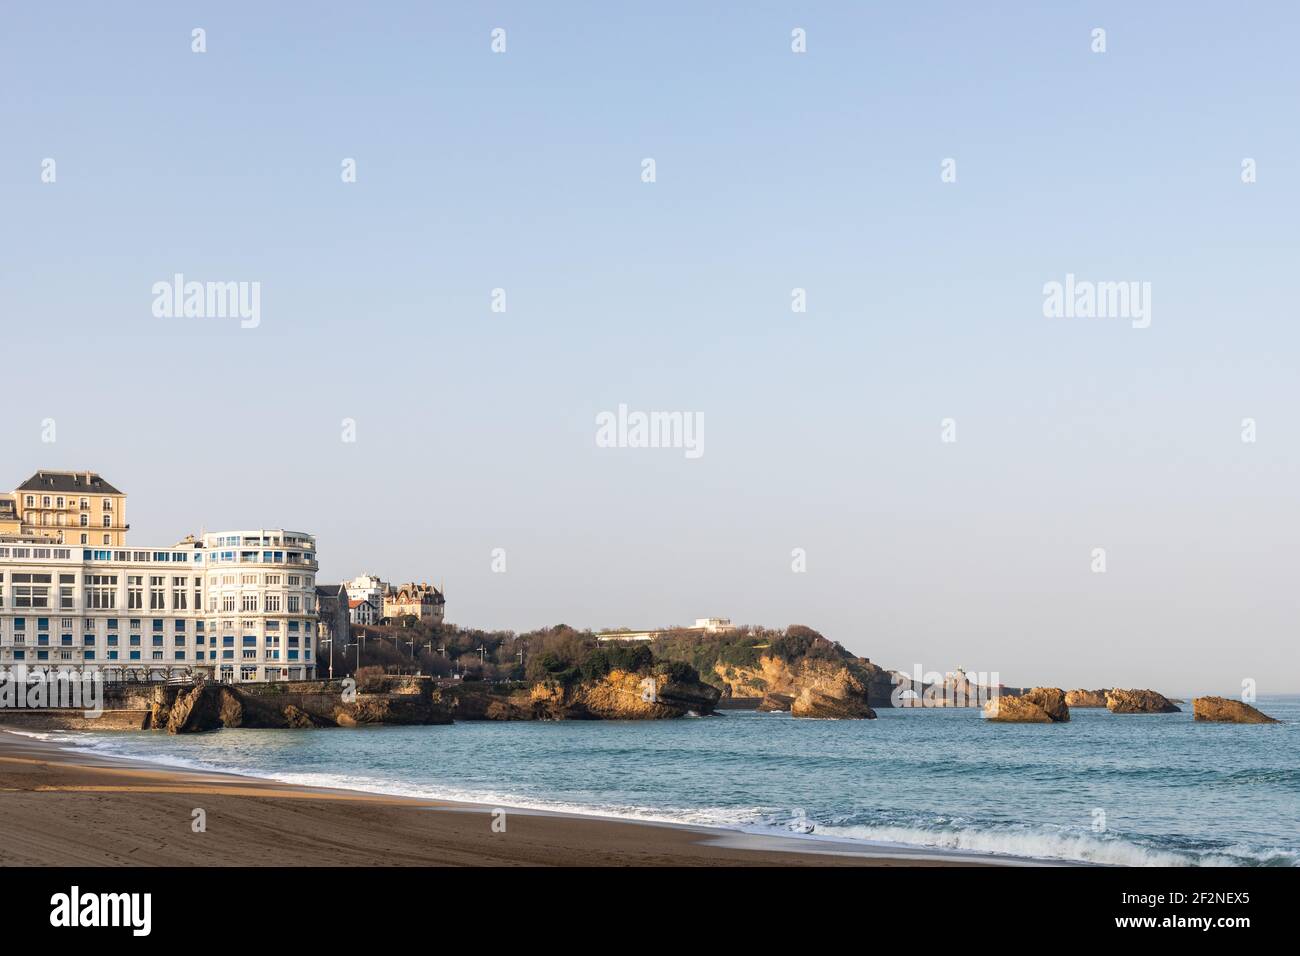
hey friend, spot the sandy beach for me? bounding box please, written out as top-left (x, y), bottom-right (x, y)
top-left (0, 729), bottom-right (995, 867)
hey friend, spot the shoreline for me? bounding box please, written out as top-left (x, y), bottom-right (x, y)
top-left (0, 728), bottom-right (1023, 867)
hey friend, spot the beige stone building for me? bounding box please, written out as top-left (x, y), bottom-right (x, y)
top-left (383, 583), bottom-right (445, 624)
top-left (8, 471), bottom-right (129, 546)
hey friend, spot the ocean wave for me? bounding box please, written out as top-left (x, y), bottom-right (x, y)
top-left (803, 821), bottom-right (1264, 867)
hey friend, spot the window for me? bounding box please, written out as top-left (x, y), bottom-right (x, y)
top-left (265, 594), bottom-right (281, 612)
top-left (241, 593), bottom-right (258, 612)
top-left (172, 577), bottom-right (187, 609)
top-left (150, 577), bottom-right (165, 610)
top-left (102, 515), bottom-right (111, 528)
top-left (127, 576), bottom-right (143, 609)
top-left (287, 595), bottom-right (300, 613)
top-left (79, 514), bottom-right (88, 527)
top-left (12, 573), bottom-right (52, 608)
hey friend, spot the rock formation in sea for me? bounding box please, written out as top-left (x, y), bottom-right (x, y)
top-left (1192, 697), bottom-right (1280, 724)
top-left (1064, 689), bottom-right (1109, 708)
top-left (981, 687), bottom-right (1070, 723)
top-left (790, 686), bottom-right (876, 719)
top-left (1105, 689), bottom-right (1181, 714)
top-left (439, 667), bottom-right (720, 721)
top-left (146, 676), bottom-right (453, 733)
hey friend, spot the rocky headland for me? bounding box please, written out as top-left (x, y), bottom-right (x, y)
top-left (649, 625), bottom-right (886, 718)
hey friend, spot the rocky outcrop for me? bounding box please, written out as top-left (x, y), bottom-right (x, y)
top-left (1065, 689), bottom-right (1109, 708)
top-left (1192, 697), bottom-right (1280, 724)
top-left (791, 688), bottom-right (876, 719)
top-left (578, 669), bottom-right (720, 718)
top-left (982, 687), bottom-right (1070, 723)
top-left (1106, 689), bottom-right (1180, 714)
top-left (756, 693), bottom-right (794, 712)
top-left (712, 655), bottom-right (883, 718)
top-left (442, 670), bottom-right (720, 721)
top-left (147, 678), bottom-right (452, 733)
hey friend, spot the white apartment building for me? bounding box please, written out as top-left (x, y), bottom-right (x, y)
top-left (0, 529), bottom-right (319, 683)
top-left (345, 573), bottom-right (387, 624)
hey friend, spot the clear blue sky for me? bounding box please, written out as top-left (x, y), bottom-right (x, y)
top-left (2, 2), bottom-right (1297, 692)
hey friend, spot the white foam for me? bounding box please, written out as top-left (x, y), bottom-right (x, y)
top-left (809, 823), bottom-right (1240, 867)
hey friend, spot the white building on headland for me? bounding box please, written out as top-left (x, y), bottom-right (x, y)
top-left (0, 529), bottom-right (319, 683)
top-left (597, 617), bottom-right (734, 644)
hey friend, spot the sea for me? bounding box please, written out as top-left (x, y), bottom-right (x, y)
top-left (22, 695), bottom-right (1300, 866)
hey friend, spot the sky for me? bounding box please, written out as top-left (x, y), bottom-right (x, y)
top-left (2, 2), bottom-right (1297, 693)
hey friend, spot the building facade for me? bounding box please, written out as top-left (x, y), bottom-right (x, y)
top-left (596, 616), bottom-right (734, 644)
top-left (348, 598), bottom-right (380, 626)
top-left (0, 529), bottom-right (319, 683)
top-left (383, 583), bottom-right (445, 624)
top-left (314, 583), bottom-right (351, 676)
top-left (9, 471), bottom-right (129, 547)
top-left (345, 574), bottom-right (386, 610)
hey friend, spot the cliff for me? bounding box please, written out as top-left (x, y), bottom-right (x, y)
top-left (708, 656), bottom-right (881, 718)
